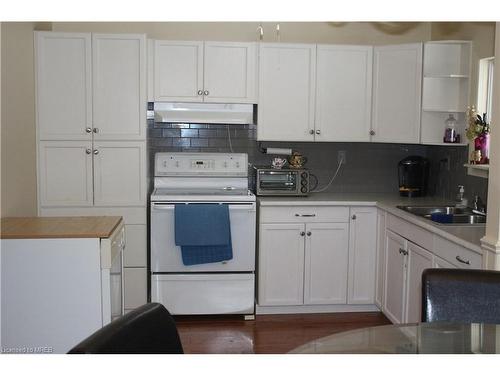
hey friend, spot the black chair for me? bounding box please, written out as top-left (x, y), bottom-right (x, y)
top-left (68, 303), bottom-right (183, 354)
top-left (422, 268), bottom-right (500, 324)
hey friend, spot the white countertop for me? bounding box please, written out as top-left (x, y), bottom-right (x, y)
top-left (258, 193), bottom-right (486, 254)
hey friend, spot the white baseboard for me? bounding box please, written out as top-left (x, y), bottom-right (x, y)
top-left (255, 304), bottom-right (380, 315)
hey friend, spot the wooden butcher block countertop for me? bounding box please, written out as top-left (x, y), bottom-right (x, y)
top-left (0, 216), bottom-right (123, 239)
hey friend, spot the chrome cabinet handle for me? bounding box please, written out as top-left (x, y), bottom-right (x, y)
top-left (399, 248), bottom-right (408, 256)
top-left (85, 148), bottom-right (92, 154)
top-left (315, 129), bottom-right (321, 135)
top-left (456, 256), bottom-right (470, 265)
top-left (93, 127), bottom-right (99, 133)
top-left (197, 90), bottom-right (203, 95)
top-left (86, 127), bottom-right (92, 133)
top-left (300, 231), bottom-right (305, 237)
top-left (93, 149), bottom-right (99, 155)
top-left (370, 130), bottom-right (376, 136)
top-left (309, 129), bottom-right (314, 135)
top-left (204, 90), bottom-right (209, 96)
top-left (295, 214), bottom-right (316, 217)
top-left (351, 214), bottom-right (357, 220)
top-left (306, 231), bottom-right (312, 236)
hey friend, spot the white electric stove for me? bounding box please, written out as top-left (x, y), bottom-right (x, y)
top-left (150, 152), bottom-right (256, 317)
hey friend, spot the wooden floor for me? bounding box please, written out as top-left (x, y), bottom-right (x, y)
top-left (175, 312), bottom-right (391, 354)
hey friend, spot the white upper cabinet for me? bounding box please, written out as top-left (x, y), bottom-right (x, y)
top-left (92, 34), bottom-right (146, 140)
top-left (36, 32), bottom-right (92, 140)
top-left (154, 41), bottom-right (204, 102)
top-left (315, 45), bottom-right (373, 142)
top-left (203, 42), bottom-right (257, 103)
top-left (257, 43), bottom-right (316, 141)
top-left (154, 41), bottom-right (257, 103)
top-left (371, 43), bottom-right (423, 144)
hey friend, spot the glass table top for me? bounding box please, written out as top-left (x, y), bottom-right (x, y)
top-left (289, 322), bottom-right (500, 354)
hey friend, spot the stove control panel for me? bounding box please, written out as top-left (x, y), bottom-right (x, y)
top-left (155, 152), bottom-right (248, 176)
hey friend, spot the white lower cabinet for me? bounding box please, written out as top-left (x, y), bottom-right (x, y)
top-left (381, 211), bottom-right (482, 324)
top-left (374, 209), bottom-right (386, 309)
top-left (304, 223), bottom-right (349, 305)
top-left (258, 223), bottom-right (305, 306)
top-left (383, 230), bottom-right (407, 324)
top-left (258, 205), bottom-right (375, 312)
top-left (123, 267), bottom-right (147, 310)
top-left (405, 242), bottom-right (433, 323)
top-left (123, 224), bottom-right (147, 267)
top-left (347, 207), bottom-right (377, 304)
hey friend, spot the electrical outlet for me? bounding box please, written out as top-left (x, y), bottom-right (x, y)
top-left (338, 150), bottom-right (347, 165)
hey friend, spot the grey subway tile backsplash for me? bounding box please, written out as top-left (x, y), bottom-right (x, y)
top-left (147, 120), bottom-right (488, 200)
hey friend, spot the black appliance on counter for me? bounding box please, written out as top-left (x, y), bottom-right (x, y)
top-left (398, 156), bottom-right (430, 197)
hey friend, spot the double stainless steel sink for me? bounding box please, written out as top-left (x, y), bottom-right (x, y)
top-left (397, 205), bottom-right (487, 225)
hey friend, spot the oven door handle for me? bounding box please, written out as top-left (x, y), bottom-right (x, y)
top-left (152, 203), bottom-right (256, 211)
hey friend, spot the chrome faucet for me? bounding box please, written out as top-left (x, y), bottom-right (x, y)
top-left (472, 196), bottom-right (487, 216)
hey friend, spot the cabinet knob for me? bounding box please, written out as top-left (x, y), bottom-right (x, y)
top-left (85, 148), bottom-right (92, 154)
top-left (85, 127), bottom-right (92, 133)
top-left (300, 231), bottom-right (305, 237)
top-left (399, 248), bottom-right (408, 256)
top-left (204, 90), bottom-right (209, 96)
top-left (351, 214), bottom-right (357, 220)
top-left (93, 127), bottom-right (99, 133)
top-left (93, 149), bottom-right (99, 155)
top-left (370, 130), bottom-right (375, 136)
top-left (309, 129), bottom-right (314, 135)
top-left (315, 129), bottom-right (321, 135)
top-left (306, 231), bottom-right (312, 236)
top-left (197, 90), bottom-right (203, 95)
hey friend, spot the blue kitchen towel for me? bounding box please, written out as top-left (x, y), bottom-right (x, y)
top-left (174, 204), bottom-right (233, 265)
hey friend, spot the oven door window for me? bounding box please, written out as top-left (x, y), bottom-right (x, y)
top-left (259, 171), bottom-right (296, 191)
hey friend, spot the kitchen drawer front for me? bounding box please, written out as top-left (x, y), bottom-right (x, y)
top-left (260, 206), bottom-right (349, 223)
top-left (386, 213), bottom-right (434, 251)
top-left (433, 236), bottom-right (482, 269)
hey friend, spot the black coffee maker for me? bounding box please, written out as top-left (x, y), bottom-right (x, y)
top-left (398, 156), bottom-right (430, 197)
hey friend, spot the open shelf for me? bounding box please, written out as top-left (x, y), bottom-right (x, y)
top-left (423, 142), bottom-right (468, 146)
top-left (464, 163), bottom-right (489, 179)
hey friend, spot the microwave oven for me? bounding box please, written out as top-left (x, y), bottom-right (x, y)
top-left (255, 167), bottom-right (310, 196)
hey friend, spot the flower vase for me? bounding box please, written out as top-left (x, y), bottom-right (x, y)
top-left (474, 133), bottom-right (490, 164)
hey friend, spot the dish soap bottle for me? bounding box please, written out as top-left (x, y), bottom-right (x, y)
top-left (455, 185), bottom-right (468, 208)
top-left (444, 114), bottom-right (459, 143)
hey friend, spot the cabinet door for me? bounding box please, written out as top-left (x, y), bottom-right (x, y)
top-left (35, 32), bottom-right (92, 140)
top-left (383, 230), bottom-right (407, 324)
top-left (92, 141), bottom-right (146, 206)
top-left (315, 45), bottom-right (372, 142)
top-left (405, 243), bottom-right (433, 323)
top-left (203, 42), bottom-right (257, 103)
top-left (38, 141), bottom-right (93, 207)
top-left (92, 34), bottom-right (146, 140)
top-left (258, 223), bottom-right (305, 306)
top-left (154, 40), bottom-right (203, 102)
top-left (257, 43), bottom-right (316, 141)
top-left (375, 209), bottom-right (386, 309)
top-left (372, 43), bottom-right (422, 143)
top-left (433, 256), bottom-right (456, 269)
top-left (348, 207), bottom-right (377, 304)
top-left (124, 267), bottom-right (147, 310)
top-left (304, 223), bottom-right (349, 305)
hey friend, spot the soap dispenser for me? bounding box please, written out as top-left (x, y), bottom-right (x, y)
top-left (455, 185), bottom-right (468, 208)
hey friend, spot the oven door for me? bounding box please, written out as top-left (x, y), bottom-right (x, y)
top-left (257, 170), bottom-right (298, 194)
top-left (151, 202), bottom-right (256, 272)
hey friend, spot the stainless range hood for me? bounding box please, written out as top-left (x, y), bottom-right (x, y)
top-left (154, 102), bottom-right (255, 125)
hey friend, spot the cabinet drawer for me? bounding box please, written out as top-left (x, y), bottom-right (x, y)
top-left (260, 206), bottom-right (349, 223)
top-left (433, 236), bottom-right (482, 269)
top-left (386, 213), bottom-right (434, 251)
